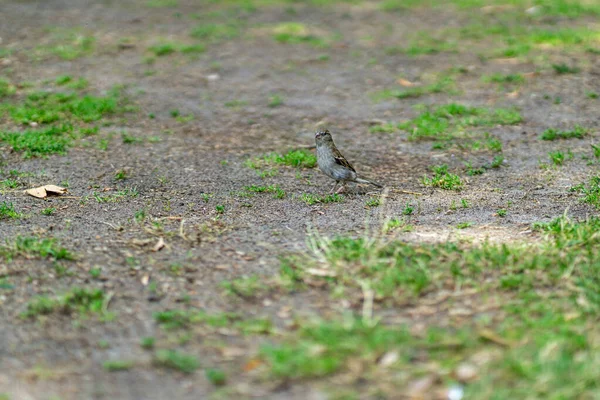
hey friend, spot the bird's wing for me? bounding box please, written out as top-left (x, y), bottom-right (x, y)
top-left (332, 146), bottom-right (356, 172)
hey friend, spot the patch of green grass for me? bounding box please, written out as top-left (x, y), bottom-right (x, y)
top-left (147, 0), bottom-right (178, 7)
top-left (0, 202), bottom-right (21, 219)
top-left (224, 99), bottom-right (248, 108)
top-left (153, 349), bottom-right (199, 373)
top-left (103, 360), bottom-right (134, 371)
top-left (0, 125), bottom-right (73, 158)
top-left (0, 179), bottom-right (19, 189)
top-left (147, 42), bottom-right (205, 57)
top-left (490, 154), bottom-right (504, 168)
top-left (23, 287), bottom-right (107, 318)
top-left (92, 188), bottom-right (138, 203)
top-left (44, 34), bottom-right (95, 60)
top-left (114, 170), bottom-right (127, 180)
top-left (121, 131), bottom-right (142, 144)
top-left (368, 123), bottom-right (396, 133)
top-left (372, 76), bottom-right (457, 101)
top-left (402, 203), bottom-right (414, 215)
top-left (365, 197), bottom-right (381, 207)
top-left (398, 103), bottom-right (522, 140)
top-left (41, 207), bottom-right (56, 216)
top-left (215, 204), bottom-right (225, 214)
top-left (549, 150), bottom-right (566, 165)
top-left (55, 75), bottom-right (89, 90)
top-left (540, 125), bottom-right (587, 141)
top-left (221, 276), bottom-right (268, 298)
top-left (190, 23), bottom-right (239, 42)
top-left (464, 161), bottom-right (484, 176)
top-left (456, 221), bottom-right (473, 229)
top-left (0, 236), bottom-right (74, 261)
top-left (246, 150), bottom-right (316, 175)
top-left (205, 368), bottom-right (227, 386)
top-left (587, 91), bottom-right (598, 99)
top-left (272, 23), bottom-right (328, 48)
top-left (244, 185), bottom-right (286, 199)
top-left (382, 217), bottom-right (413, 233)
top-left (571, 176), bottom-right (600, 208)
top-left (552, 63), bottom-right (580, 74)
top-left (148, 43), bottom-right (177, 56)
top-left (2, 87), bottom-right (129, 125)
top-left (301, 193), bottom-right (343, 205)
top-left (402, 32), bottom-right (458, 56)
top-left (261, 318), bottom-right (414, 379)
top-left (482, 73), bottom-right (525, 85)
top-left (422, 164), bottom-right (462, 190)
top-left (0, 77), bottom-right (16, 98)
top-left (268, 94), bottom-right (284, 108)
top-left (140, 337), bottom-right (155, 349)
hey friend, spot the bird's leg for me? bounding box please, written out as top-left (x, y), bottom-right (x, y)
top-left (330, 181), bottom-right (339, 194)
top-left (335, 182), bottom-right (347, 194)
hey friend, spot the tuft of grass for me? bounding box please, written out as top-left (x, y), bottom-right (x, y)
top-left (365, 197), bottom-right (381, 207)
top-left (402, 203), bottom-right (414, 215)
top-left (261, 318), bottom-right (412, 379)
top-left (13, 88), bottom-right (127, 124)
top-left (571, 176), bottom-right (600, 208)
top-left (372, 76), bottom-right (456, 101)
top-left (41, 207), bottom-right (56, 216)
top-left (147, 0), bottom-right (178, 7)
top-left (398, 103), bottom-right (522, 140)
top-left (483, 73), bottom-right (525, 85)
top-left (540, 125), bottom-right (587, 141)
top-left (103, 360), bottom-right (134, 371)
top-left (246, 149), bottom-right (316, 175)
top-left (205, 368), bottom-right (227, 386)
top-left (92, 188), bottom-right (138, 203)
top-left (549, 150), bottom-right (566, 166)
top-left (221, 276), bottom-right (267, 298)
top-left (0, 179), bottom-right (19, 189)
top-left (190, 23), bottom-right (239, 42)
top-left (0, 125), bottom-right (73, 158)
top-left (268, 94), bottom-right (284, 108)
top-left (552, 63), bottom-right (580, 74)
top-left (369, 123), bottom-right (396, 134)
top-left (140, 337), bottom-right (155, 349)
top-left (301, 193), bottom-right (343, 205)
top-left (272, 23), bottom-right (328, 48)
top-left (0, 77), bottom-right (16, 98)
top-left (244, 185), bottom-right (286, 199)
top-left (23, 287), bottom-right (107, 318)
top-left (153, 349), bottom-right (200, 373)
top-left (422, 165), bottom-right (462, 190)
top-left (465, 161), bottom-right (484, 176)
top-left (456, 221), bottom-right (473, 229)
top-left (114, 170), bottom-right (127, 180)
top-left (0, 202), bottom-right (21, 219)
top-left (148, 43), bottom-right (177, 56)
top-left (45, 34), bottom-right (95, 60)
top-left (0, 236), bottom-right (74, 261)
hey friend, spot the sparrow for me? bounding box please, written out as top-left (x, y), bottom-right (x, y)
top-left (315, 129), bottom-right (383, 193)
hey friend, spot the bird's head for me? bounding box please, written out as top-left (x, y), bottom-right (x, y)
top-left (315, 129), bottom-right (333, 144)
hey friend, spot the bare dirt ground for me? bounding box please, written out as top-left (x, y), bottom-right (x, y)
top-left (1, 0), bottom-right (599, 399)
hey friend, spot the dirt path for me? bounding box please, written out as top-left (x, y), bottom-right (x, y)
top-left (1, 0), bottom-right (599, 399)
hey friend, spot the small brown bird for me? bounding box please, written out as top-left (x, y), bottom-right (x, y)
top-left (315, 129), bottom-right (383, 193)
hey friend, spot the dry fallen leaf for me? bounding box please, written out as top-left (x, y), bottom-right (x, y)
top-left (141, 275), bottom-right (150, 286)
top-left (152, 238), bottom-right (165, 252)
top-left (397, 78), bottom-right (415, 87)
top-left (243, 359), bottom-right (263, 372)
top-left (25, 185), bottom-right (67, 199)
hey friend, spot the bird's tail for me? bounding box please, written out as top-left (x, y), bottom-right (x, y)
top-left (356, 177), bottom-right (383, 188)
